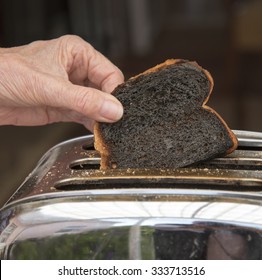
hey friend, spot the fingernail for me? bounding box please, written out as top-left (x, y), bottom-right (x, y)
top-left (100, 99), bottom-right (123, 121)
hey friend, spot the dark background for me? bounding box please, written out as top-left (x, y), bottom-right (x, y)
top-left (1, 0), bottom-right (262, 206)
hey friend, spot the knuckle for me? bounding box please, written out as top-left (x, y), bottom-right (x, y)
top-left (60, 34), bottom-right (81, 43)
top-left (59, 34), bottom-right (93, 51)
top-left (59, 35), bottom-right (95, 62)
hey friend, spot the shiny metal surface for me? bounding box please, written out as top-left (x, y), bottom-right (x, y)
top-left (1, 189), bottom-right (262, 259)
top-left (1, 131), bottom-right (262, 259)
top-left (5, 132), bottom-right (262, 205)
top-left (233, 130), bottom-right (262, 147)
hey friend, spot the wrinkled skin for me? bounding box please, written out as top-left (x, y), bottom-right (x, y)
top-left (0, 35), bottom-right (124, 131)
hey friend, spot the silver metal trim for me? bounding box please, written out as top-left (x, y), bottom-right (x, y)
top-left (233, 130), bottom-right (262, 147)
top-left (3, 130), bottom-right (262, 205)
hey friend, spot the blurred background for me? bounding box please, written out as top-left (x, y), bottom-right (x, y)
top-left (0, 0), bottom-right (262, 206)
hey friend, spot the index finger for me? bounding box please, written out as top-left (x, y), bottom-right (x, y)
top-left (65, 36), bottom-right (124, 92)
top-left (88, 51), bottom-right (124, 93)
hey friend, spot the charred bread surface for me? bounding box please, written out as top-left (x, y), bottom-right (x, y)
top-left (94, 59), bottom-right (238, 169)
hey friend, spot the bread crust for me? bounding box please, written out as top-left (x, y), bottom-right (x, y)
top-left (94, 123), bottom-right (109, 169)
top-left (94, 59), bottom-right (238, 169)
top-left (130, 59), bottom-right (215, 106)
top-left (203, 105), bottom-right (238, 154)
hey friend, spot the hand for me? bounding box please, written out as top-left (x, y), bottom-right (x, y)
top-left (0, 35), bottom-right (124, 131)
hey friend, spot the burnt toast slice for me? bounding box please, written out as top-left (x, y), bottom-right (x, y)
top-left (94, 59), bottom-right (238, 169)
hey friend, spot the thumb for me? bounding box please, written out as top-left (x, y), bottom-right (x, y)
top-left (45, 81), bottom-right (123, 123)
